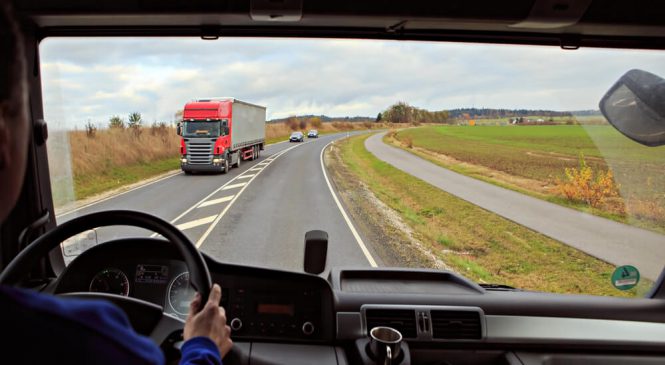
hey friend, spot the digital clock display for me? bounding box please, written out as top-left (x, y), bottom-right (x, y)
top-left (256, 302), bottom-right (295, 316)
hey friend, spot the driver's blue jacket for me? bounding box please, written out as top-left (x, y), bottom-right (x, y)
top-left (0, 286), bottom-right (222, 365)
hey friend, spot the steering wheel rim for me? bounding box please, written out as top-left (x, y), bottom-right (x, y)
top-left (0, 210), bottom-right (212, 309)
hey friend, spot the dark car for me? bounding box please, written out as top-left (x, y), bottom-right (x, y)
top-left (289, 131), bottom-right (304, 142)
top-left (307, 130), bottom-right (319, 138)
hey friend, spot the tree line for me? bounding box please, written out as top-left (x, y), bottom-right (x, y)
top-left (380, 102), bottom-right (450, 124)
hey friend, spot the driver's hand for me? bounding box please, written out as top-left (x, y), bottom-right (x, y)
top-left (184, 284), bottom-right (233, 358)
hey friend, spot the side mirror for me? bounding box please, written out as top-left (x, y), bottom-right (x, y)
top-left (304, 230), bottom-right (328, 275)
top-left (176, 123), bottom-right (182, 136)
top-left (599, 69), bottom-right (665, 146)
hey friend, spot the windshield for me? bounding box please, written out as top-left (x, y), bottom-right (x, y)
top-left (182, 121), bottom-right (221, 138)
top-left (42, 37), bottom-right (665, 298)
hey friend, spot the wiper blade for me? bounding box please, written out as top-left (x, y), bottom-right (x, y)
top-left (480, 283), bottom-right (521, 291)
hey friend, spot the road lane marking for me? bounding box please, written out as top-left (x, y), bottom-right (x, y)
top-left (198, 196), bottom-right (234, 208)
top-left (258, 162), bottom-right (269, 165)
top-left (320, 140), bottom-right (378, 267)
top-left (176, 215), bottom-right (217, 230)
top-left (249, 168), bottom-right (262, 172)
top-left (222, 182), bottom-right (247, 190)
top-left (237, 174), bottom-right (255, 179)
top-left (195, 143), bottom-right (303, 248)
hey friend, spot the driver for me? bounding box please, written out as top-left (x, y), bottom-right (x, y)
top-left (0, 2), bottom-right (232, 364)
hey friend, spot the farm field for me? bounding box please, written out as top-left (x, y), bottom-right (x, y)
top-left (389, 125), bottom-right (665, 233)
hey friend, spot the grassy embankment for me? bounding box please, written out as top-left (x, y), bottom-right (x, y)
top-left (52, 121), bottom-right (387, 205)
top-left (329, 134), bottom-right (652, 297)
top-left (388, 125), bottom-right (665, 233)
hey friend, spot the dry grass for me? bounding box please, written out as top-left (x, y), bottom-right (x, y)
top-left (70, 125), bottom-right (179, 177)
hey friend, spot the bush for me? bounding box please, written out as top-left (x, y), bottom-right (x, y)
top-left (555, 154), bottom-right (619, 208)
top-left (85, 121), bottom-right (97, 138)
top-left (108, 115), bottom-right (125, 129)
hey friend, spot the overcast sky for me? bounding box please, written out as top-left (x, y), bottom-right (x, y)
top-left (40, 37), bottom-right (665, 129)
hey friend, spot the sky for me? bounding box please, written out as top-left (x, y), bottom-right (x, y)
top-left (39, 37), bottom-right (665, 130)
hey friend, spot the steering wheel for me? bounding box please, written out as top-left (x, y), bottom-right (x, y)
top-left (0, 210), bottom-right (212, 345)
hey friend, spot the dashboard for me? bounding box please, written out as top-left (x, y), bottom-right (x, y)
top-left (52, 239), bottom-right (665, 365)
top-left (53, 239), bottom-right (334, 343)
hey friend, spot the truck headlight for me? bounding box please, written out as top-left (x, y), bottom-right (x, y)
top-left (213, 158), bottom-right (221, 164)
top-left (181, 158), bottom-right (187, 163)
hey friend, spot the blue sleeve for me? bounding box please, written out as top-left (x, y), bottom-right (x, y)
top-left (1, 286), bottom-right (164, 365)
top-left (180, 337), bottom-right (222, 365)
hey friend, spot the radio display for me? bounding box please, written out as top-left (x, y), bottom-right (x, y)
top-left (256, 302), bottom-right (295, 316)
top-left (135, 264), bottom-right (169, 284)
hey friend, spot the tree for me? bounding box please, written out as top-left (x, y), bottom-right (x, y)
top-left (128, 112), bottom-right (142, 129)
top-left (108, 115), bottom-right (125, 129)
top-left (309, 117), bottom-right (322, 128)
top-left (376, 112), bottom-right (382, 122)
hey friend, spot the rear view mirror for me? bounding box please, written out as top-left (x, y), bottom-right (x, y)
top-left (599, 69), bottom-right (665, 147)
top-left (176, 123), bottom-right (182, 136)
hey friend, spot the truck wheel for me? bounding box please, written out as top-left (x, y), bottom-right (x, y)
top-left (222, 159), bottom-right (229, 174)
top-left (254, 145), bottom-right (258, 160)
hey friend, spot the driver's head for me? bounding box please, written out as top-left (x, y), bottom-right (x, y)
top-left (0, 1), bottom-right (30, 223)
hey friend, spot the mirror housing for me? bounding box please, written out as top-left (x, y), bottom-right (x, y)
top-left (599, 69), bottom-right (665, 147)
top-left (304, 230), bottom-right (328, 275)
top-left (176, 123), bottom-right (182, 136)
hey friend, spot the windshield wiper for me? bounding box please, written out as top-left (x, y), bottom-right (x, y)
top-left (480, 283), bottom-right (521, 291)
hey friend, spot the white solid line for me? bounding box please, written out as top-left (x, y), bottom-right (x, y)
top-left (176, 215), bottom-right (217, 230)
top-left (320, 140), bottom-right (378, 267)
top-left (222, 182), bottom-right (247, 190)
top-left (237, 174), bottom-right (255, 179)
top-left (195, 143), bottom-right (303, 248)
top-left (56, 170), bottom-right (182, 218)
top-left (198, 195), bottom-right (234, 208)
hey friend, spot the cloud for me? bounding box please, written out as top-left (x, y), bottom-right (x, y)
top-left (39, 37), bottom-right (665, 129)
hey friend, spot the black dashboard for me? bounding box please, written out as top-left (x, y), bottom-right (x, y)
top-left (54, 239), bottom-right (335, 343)
top-left (52, 239), bottom-right (665, 365)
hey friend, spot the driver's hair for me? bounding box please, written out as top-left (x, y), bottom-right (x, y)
top-left (0, 1), bottom-right (26, 111)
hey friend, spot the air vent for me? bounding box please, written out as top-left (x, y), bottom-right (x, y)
top-left (365, 309), bottom-right (417, 338)
top-left (431, 310), bottom-right (482, 340)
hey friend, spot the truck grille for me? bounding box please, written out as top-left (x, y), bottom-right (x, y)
top-left (186, 139), bottom-right (214, 164)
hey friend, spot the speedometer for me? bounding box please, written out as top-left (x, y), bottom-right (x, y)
top-left (168, 272), bottom-right (196, 316)
top-left (89, 268), bottom-right (130, 296)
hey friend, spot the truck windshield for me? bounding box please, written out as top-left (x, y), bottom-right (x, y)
top-left (183, 121), bottom-right (221, 137)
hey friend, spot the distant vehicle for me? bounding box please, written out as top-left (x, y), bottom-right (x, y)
top-left (307, 130), bottom-right (319, 138)
top-left (177, 98), bottom-right (265, 174)
top-left (290, 131), bottom-right (305, 142)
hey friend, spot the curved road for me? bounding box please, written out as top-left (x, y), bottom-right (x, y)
top-left (57, 133), bottom-right (378, 274)
top-left (365, 132), bottom-right (665, 280)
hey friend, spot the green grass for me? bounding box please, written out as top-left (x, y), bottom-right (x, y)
top-left (390, 125), bottom-right (665, 232)
top-left (73, 157), bottom-right (180, 200)
top-left (335, 134), bottom-right (652, 297)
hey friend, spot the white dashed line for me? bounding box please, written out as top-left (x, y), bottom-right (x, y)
top-left (237, 174), bottom-right (255, 179)
top-left (320, 140), bottom-right (378, 267)
top-left (249, 168), bottom-right (262, 172)
top-left (222, 182), bottom-right (247, 190)
top-left (198, 196), bottom-right (234, 208)
top-left (176, 215), bottom-right (217, 231)
top-left (195, 143), bottom-right (303, 248)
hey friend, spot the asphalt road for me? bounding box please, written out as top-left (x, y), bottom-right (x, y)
top-left (57, 133), bottom-right (377, 274)
top-left (365, 132), bottom-right (665, 280)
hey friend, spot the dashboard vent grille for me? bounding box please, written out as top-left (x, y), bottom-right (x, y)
top-left (365, 309), bottom-right (417, 338)
top-left (431, 310), bottom-right (482, 340)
